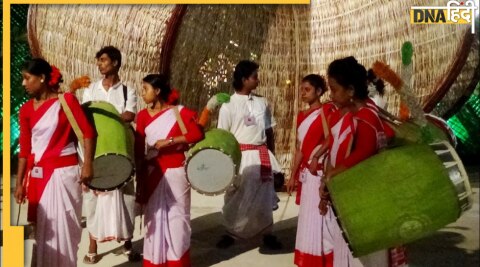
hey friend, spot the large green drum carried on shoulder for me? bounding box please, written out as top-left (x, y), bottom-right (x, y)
top-left (327, 141), bottom-right (472, 257)
top-left (387, 114), bottom-right (456, 147)
top-left (186, 128), bottom-right (241, 195)
top-left (82, 101), bottom-right (134, 191)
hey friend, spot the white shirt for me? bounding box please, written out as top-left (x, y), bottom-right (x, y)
top-left (369, 94), bottom-right (387, 110)
top-left (82, 79), bottom-right (137, 114)
top-left (218, 93), bottom-right (276, 145)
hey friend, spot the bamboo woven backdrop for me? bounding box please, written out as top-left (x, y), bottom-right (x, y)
top-left (28, 4), bottom-right (175, 111)
top-left (255, 5), bottom-right (312, 173)
top-left (27, 2), bottom-right (479, 177)
top-left (306, 0), bottom-right (475, 115)
top-left (169, 5), bottom-right (276, 114)
top-left (169, 2), bottom-right (478, 175)
top-left (432, 35), bottom-right (479, 117)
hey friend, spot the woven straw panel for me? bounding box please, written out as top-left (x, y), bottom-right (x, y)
top-left (255, 5), bottom-right (312, 173)
top-left (307, 0), bottom-right (471, 117)
top-left (432, 36), bottom-right (480, 117)
top-left (27, 3), bottom-right (476, 176)
top-left (169, 5), bottom-right (276, 112)
top-left (169, 2), bottom-right (474, 176)
top-left (28, 5), bottom-right (175, 111)
top-left (170, 5), bottom-right (313, 173)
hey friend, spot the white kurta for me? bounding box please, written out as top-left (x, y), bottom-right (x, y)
top-left (218, 93), bottom-right (281, 239)
top-left (82, 79), bottom-right (137, 242)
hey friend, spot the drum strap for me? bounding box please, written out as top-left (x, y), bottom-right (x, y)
top-left (173, 106), bottom-right (188, 135)
top-left (58, 94), bottom-right (85, 147)
top-left (320, 107), bottom-right (329, 138)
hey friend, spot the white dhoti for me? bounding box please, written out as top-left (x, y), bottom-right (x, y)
top-left (222, 149), bottom-right (281, 239)
top-left (35, 165), bottom-right (82, 267)
top-left (84, 180), bottom-right (135, 242)
top-left (143, 167), bottom-right (191, 266)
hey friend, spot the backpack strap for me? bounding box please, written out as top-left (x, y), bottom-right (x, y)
top-left (123, 85), bottom-right (128, 109)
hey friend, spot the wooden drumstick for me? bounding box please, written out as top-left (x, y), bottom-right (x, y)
top-left (278, 195), bottom-right (291, 222)
top-left (17, 176), bottom-right (28, 226)
top-left (16, 202), bottom-right (22, 226)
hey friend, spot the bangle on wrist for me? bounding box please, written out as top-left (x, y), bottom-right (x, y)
top-left (168, 136), bottom-right (175, 145)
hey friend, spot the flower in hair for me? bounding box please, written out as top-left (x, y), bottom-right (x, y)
top-left (168, 88), bottom-right (180, 105)
top-left (48, 65), bottom-right (62, 87)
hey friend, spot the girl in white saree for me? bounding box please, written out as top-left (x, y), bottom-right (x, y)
top-left (15, 58), bottom-right (96, 267)
top-left (135, 74), bottom-right (204, 267)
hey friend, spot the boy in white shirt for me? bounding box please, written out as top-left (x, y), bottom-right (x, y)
top-left (82, 46), bottom-right (140, 264)
top-left (216, 60), bottom-right (283, 250)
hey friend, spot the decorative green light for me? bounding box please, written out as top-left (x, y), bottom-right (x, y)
top-left (447, 84), bottom-right (480, 155)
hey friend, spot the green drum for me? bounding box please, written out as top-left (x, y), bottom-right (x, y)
top-left (186, 128), bottom-right (241, 195)
top-left (327, 141), bottom-right (471, 257)
top-left (388, 117), bottom-right (453, 147)
top-left (82, 101), bottom-right (134, 191)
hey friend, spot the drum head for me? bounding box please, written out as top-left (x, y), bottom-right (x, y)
top-left (186, 148), bottom-right (235, 195)
top-left (88, 154), bottom-right (134, 191)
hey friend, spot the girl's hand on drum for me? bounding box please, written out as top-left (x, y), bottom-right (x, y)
top-left (81, 183), bottom-right (90, 192)
top-left (308, 160), bottom-right (318, 175)
top-left (14, 185), bottom-right (26, 204)
top-left (154, 139), bottom-right (170, 150)
top-left (324, 173), bottom-right (333, 182)
top-left (80, 162), bottom-right (93, 184)
top-left (318, 182), bottom-right (330, 215)
top-left (319, 199), bottom-right (329, 216)
top-left (286, 178), bottom-right (296, 195)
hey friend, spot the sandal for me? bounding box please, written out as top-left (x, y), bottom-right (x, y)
top-left (83, 253), bottom-right (99, 264)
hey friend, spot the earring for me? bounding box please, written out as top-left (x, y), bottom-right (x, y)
top-left (40, 79), bottom-right (44, 83)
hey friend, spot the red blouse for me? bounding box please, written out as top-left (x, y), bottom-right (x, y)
top-left (135, 107), bottom-right (204, 173)
top-left (328, 107), bottom-right (379, 169)
top-left (18, 93), bottom-right (96, 160)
